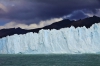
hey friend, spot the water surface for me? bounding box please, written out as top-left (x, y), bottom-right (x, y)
top-left (0, 54), bottom-right (100, 66)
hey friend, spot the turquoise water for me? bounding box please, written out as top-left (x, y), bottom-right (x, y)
top-left (0, 54), bottom-right (100, 66)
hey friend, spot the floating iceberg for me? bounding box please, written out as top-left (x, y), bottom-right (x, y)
top-left (0, 23), bottom-right (100, 54)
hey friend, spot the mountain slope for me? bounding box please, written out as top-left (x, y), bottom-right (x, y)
top-left (0, 16), bottom-right (100, 38)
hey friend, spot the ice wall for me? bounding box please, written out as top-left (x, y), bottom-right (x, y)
top-left (0, 23), bottom-right (100, 54)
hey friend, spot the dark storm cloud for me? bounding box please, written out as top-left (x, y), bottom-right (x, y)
top-left (0, 0), bottom-right (100, 24)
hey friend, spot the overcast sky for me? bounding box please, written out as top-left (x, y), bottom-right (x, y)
top-left (0, 0), bottom-right (100, 29)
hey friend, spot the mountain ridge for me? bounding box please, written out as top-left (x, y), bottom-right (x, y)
top-left (0, 16), bottom-right (100, 38)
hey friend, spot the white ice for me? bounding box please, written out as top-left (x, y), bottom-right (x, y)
top-left (0, 23), bottom-right (100, 54)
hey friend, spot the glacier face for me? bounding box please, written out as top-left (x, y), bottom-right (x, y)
top-left (0, 23), bottom-right (100, 54)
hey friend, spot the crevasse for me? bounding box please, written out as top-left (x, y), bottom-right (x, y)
top-left (0, 23), bottom-right (100, 54)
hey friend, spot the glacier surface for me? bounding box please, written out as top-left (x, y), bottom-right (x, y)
top-left (0, 23), bottom-right (100, 54)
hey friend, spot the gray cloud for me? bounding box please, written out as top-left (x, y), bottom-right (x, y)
top-left (65, 10), bottom-right (88, 20)
top-left (0, 0), bottom-right (100, 25)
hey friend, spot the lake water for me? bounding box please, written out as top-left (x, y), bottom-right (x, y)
top-left (0, 54), bottom-right (100, 66)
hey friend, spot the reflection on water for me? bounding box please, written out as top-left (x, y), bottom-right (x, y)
top-left (0, 54), bottom-right (100, 66)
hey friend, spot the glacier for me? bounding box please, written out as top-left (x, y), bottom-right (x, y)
top-left (0, 23), bottom-right (100, 54)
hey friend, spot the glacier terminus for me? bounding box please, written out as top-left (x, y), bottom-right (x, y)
top-left (0, 23), bottom-right (100, 54)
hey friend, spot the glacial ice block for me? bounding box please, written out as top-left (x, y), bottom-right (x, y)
top-left (0, 23), bottom-right (100, 54)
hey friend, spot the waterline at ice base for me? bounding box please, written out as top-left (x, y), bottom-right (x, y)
top-left (0, 23), bottom-right (100, 54)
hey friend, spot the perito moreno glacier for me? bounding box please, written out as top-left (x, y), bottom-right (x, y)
top-left (0, 23), bottom-right (100, 54)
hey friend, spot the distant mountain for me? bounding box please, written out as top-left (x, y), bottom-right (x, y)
top-left (0, 16), bottom-right (100, 38)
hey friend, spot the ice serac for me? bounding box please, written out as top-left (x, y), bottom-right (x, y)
top-left (0, 23), bottom-right (100, 54)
